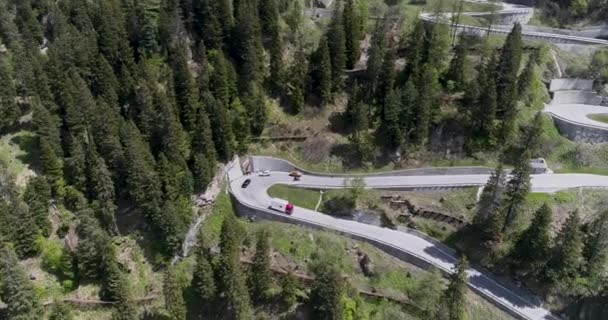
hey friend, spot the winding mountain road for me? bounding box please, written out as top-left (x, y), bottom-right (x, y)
top-left (228, 157), bottom-right (608, 320)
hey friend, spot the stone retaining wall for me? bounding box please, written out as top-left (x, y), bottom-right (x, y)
top-left (550, 115), bottom-right (608, 143)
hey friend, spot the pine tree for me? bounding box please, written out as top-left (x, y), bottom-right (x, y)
top-left (414, 64), bottom-right (440, 146)
top-left (0, 246), bottom-right (44, 320)
top-left (376, 48), bottom-right (396, 115)
top-left (249, 229), bottom-right (272, 302)
top-left (328, 6), bottom-right (346, 91)
top-left (411, 267), bottom-right (444, 319)
top-left (243, 83), bottom-right (267, 136)
top-left (496, 23), bottom-right (523, 144)
top-left (511, 203), bottom-right (553, 274)
top-left (234, 0), bottom-right (264, 90)
top-left (230, 98), bottom-right (251, 153)
top-left (39, 137), bottom-right (65, 198)
top-left (518, 56), bottom-right (536, 100)
top-left (497, 153), bottom-right (531, 237)
top-left (76, 211), bottom-right (113, 280)
top-left (192, 242), bottom-right (217, 301)
top-left (217, 214), bottom-right (251, 319)
top-left (192, 0), bottom-right (223, 48)
top-left (343, 0), bottom-right (362, 69)
top-left (311, 37), bottom-right (333, 104)
top-left (400, 79), bottom-right (417, 143)
top-left (446, 41), bottom-right (468, 91)
top-left (380, 89), bottom-right (402, 150)
top-left (23, 176), bottom-right (51, 237)
top-left (426, 23), bottom-right (451, 74)
top-left (365, 20), bottom-right (387, 104)
top-left (191, 152), bottom-right (215, 193)
top-left (444, 256), bottom-right (469, 320)
top-left (474, 164), bottom-right (506, 227)
top-left (87, 146), bottom-right (119, 235)
top-left (12, 202), bottom-right (40, 258)
top-left (203, 92), bottom-right (235, 160)
top-left (473, 56), bottom-right (498, 147)
top-left (105, 259), bottom-right (137, 320)
top-left (310, 264), bottom-right (347, 320)
top-left (546, 210), bottom-right (584, 286)
top-left (0, 57), bottom-right (19, 132)
top-left (289, 45), bottom-right (308, 114)
top-left (171, 44), bottom-right (200, 131)
top-left (164, 267), bottom-right (187, 320)
top-left (583, 210), bottom-right (608, 295)
top-left (208, 50), bottom-right (232, 108)
top-left (32, 101), bottom-right (62, 158)
top-left (520, 112), bottom-right (544, 158)
top-left (48, 301), bottom-right (74, 320)
top-left (281, 271), bottom-right (299, 308)
top-left (403, 19), bottom-right (426, 81)
top-left (192, 107), bottom-right (218, 164)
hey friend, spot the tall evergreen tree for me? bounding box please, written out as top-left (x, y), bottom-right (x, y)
top-left (0, 246), bottom-right (44, 320)
top-left (328, 6), bottom-right (347, 91)
top-left (23, 176), bottom-right (52, 237)
top-left (310, 264), bottom-right (349, 320)
top-left (105, 259), bottom-right (137, 320)
top-left (192, 239), bottom-right (217, 302)
top-left (193, 0), bottom-right (223, 49)
top-left (86, 145), bottom-right (119, 235)
top-left (380, 89), bottom-right (402, 150)
top-left (343, 0), bottom-right (362, 69)
top-left (403, 20), bottom-right (426, 81)
top-left (243, 83), bottom-right (267, 136)
top-left (0, 57), bottom-right (19, 132)
top-left (217, 214), bottom-right (251, 319)
top-left (583, 210), bottom-right (608, 295)
top-left (414, 64), bottom-right (440, 146)
top-left (203, 92), bottom-right (235, 160)
top-left (473, 56), bottom-right (498, 147)
top-left (444, 256), bottom-right (469, 320)
top-left (281, 271), bottom-right (299, 308)
top-left (234, 0), bottom-right (264, 90)
top-left (492, 154), bottom-right (531, 238)
top-left (12, 202), bottom-right (40, 258)
top-left (289, 45), bottom-right (308, 113)
top-left (474, 164), bottom-right (506, 227)
top-left (230, 98), bottom-right (251, 154)
top-left (426, 23), bottom-right (451, 74)
top-left (311, 37), bottom-right (333, 104)
top-left (48, 301), bottom-right (74, 320)
top-left (511, 203), bottom-right (553, 274)
top-left (365, 20), bottom-right (387, 105)
top-left (546, 210), bottom-right (584, 286)
top-left (164, 267), bottom-right (187, 320)
top-left (496, 23), bottom-right (523, 144)
top-left (249, 229), bottom-right (272, 302)
top-left (376, 48), bottom-right (396, 115)
top-left (446, 41), bottom-right (468, 91)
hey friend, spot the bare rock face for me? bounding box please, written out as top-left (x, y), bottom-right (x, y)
top-left (315, 0), bottom-right (334, 8)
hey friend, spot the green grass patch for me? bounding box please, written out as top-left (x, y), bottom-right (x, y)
top-left (0, 130), bottom-right (37, 184)
top-left (588, 113), bottom-right (608, 124)
top-left (201, 192), bottom-right (234, 242)
top-left (267, 184), bottom-right (321, 210)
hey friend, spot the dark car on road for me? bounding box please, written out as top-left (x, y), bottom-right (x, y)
top-left (241, 179), bottom-right (251, 188)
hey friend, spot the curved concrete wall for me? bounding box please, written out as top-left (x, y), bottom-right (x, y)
top-left (551, 91), bottom-right (603, 105)
top-left (251, 156), bottom-right (495, 177)
top-left (550, 115), bottom-right (608, 143)
top-left (550, 78), bottom-right (595, 92)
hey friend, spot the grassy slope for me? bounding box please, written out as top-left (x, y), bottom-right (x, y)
top-left (0, 129), bottom-right (37, 187)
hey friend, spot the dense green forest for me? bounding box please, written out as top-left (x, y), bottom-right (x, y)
top-left (1, 0), bottom-right (606, 318)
